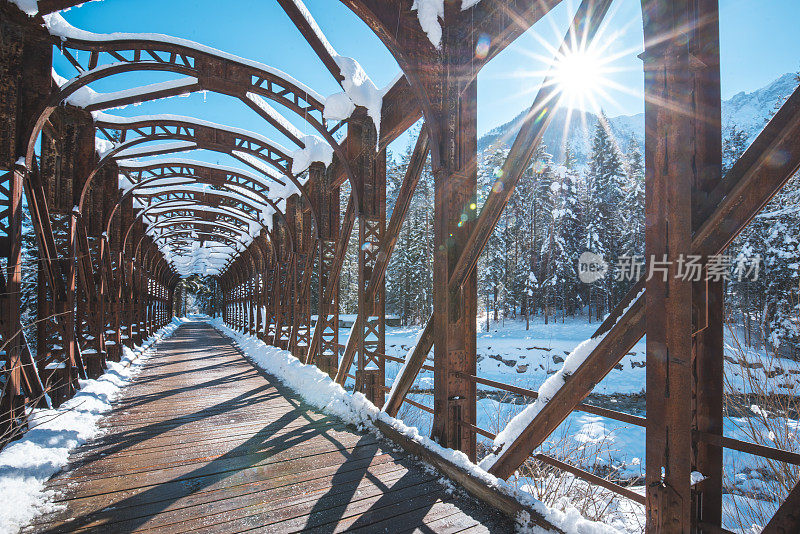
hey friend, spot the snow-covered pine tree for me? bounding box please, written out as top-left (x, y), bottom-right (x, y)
top-left (20, 200), bottom-right (39, 354)
top-left (620, 139), bottom-right (645, 259)
top-left (548, 148), bottom-right (584, 321)
top-left (585, 112), bottom-right (626, 319)
top-left (723, 124), bottom-right (759, 343)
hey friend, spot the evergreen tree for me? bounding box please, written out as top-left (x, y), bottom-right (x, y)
top-left (585, 113), bottom-right (626, 319)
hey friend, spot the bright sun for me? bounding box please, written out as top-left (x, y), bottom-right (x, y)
top-left (551, 46), bottom-right (605, 109)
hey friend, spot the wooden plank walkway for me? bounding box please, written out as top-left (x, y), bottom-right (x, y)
top-left (24, 322), bottom-right (512, 533)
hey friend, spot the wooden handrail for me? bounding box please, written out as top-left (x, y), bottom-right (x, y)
top-left (694, 430), bottom-right (800, 466)
top-left (452, 371), bottom-right (647, 427)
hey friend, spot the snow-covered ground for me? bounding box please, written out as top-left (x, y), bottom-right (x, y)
top-left (0, 318), bottom-right (185, 533)
top-left (373, 318), bottom-right (799, 399)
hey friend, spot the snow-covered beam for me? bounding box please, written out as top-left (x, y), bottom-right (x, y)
top-left (276, 0), bottom-right (387, 138)
top-left (276, 0), bottom-right (346, 85)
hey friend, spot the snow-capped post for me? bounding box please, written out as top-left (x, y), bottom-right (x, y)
top-left (347, 107), bottom-right (387, 406)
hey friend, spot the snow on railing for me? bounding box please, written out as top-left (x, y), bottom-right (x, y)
top-left (479, 289), bottom-right (646, 471)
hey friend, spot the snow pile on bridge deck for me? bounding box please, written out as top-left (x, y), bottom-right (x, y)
top-left (211, 317), bottom-right (620, 534)
top-left (0, 318), bottom-right (186, 533)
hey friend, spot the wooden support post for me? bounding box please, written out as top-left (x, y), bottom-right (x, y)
top-left (0, 167), bottom-right (25, 436)
top-left (290, 197), bottom-right (314, 359)
top-left (271, 214), bottom-right (293, 348)
top-left (347, 128), bottom-right (430, 415)
top-left (642, 1), bottom-right (702, 529)
top-left (311, 164), bottom-right (342, 377)
top-left (248, 251), bottom-right (256, 337)
top-left (356, 368), bottom-right (382, 407)
top-left (0, 1), bottom-right (53, 422)
top-left (351, 108), bottom-right (386, 406)
top-left (691, 1), bottom-right (724, 529)
top-left (261, 239), bottom-right (275, 342)
top-left (254, 236), bottom-right (267, 341)
top-left (120, 198), bottom-right (134, 349)
top-left (431, 74), bottom-right (478, 460)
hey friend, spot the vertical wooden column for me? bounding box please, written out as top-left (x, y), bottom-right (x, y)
top-left (219, 279), bottom-right (225, 324)
top-left (290, 195), bottom-right (314, 359)
top-left (247, 251), bottom-right (255, 336)
top-left (0, 167), bottom-right (24, 432)
top-left (0, 4), bottom-right (51, 428)
top-left (0, 15), bottom-right (23, 430)
top-left (66, 108), bottom-right (96, 373)
top-left (130, 221), bottom-right (143, 345)
top-left (429, 10), bottom-right (478, 459)
top-left (253, 236), bottom-right (265, 340)
top-left (238, 263), bottom-right (245, 331)
top-left (642, 1), bottom-right (712, 530)
top-left (251, 251), bottom-right (258, 336)
top-left (144, 247), bottom-right (155, 337)
top-left (138, 246), bottom-right (148, 340)
top-left (39, 105), bottom-right (93, 389)
top-left (120, 198), bottom-right (134, 349)
top-left (75, 132), bottom-right (106, 376)
top-left (271, 214), bottom-right (292, 348)
top-left (691, 1), bottom-right (723, 528)
top-left (313, 164), bottom-right (340, 377)
top-left (351, 108), bottom-right (386, 406)
top-left (232, 263), bottom-right (240, 330)
top-left (261, 238), bottom-right (275, 342)
top-left (100, 165), bottom-right (119, 361)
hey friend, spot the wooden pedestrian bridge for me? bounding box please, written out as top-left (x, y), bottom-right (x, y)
top-left (2, 0), bottom-right (800, 532)
top-left (23, 322), bottom-right (515, 533)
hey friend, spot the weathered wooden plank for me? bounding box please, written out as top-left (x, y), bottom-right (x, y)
top-left (29, 323), bottom-right (514, 534)
top-left (45, 464), bottom-right (418, 533)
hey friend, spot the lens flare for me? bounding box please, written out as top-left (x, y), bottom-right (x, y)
top-left (475, 33), bottom-right (491, 59)
top-left (552, 47), bottom-right (602, 101)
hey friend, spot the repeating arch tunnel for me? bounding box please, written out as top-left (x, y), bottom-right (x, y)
top-left (1, 0), bottom-right (799, 532)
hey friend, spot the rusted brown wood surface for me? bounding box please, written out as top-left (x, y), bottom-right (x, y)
top-left (25, 322), bottom-right (511, 534)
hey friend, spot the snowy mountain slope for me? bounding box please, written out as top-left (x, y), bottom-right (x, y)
top-left (479, 72), bottom-right (798, 164)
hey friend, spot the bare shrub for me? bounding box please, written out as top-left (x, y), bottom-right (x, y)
top-left (723, 323), bottom-right (800, 531)
top-left (477, 392), bottom-right (645, 530)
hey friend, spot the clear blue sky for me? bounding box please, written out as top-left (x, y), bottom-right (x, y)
top-left (57, 0), bottom-right (800, 157)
